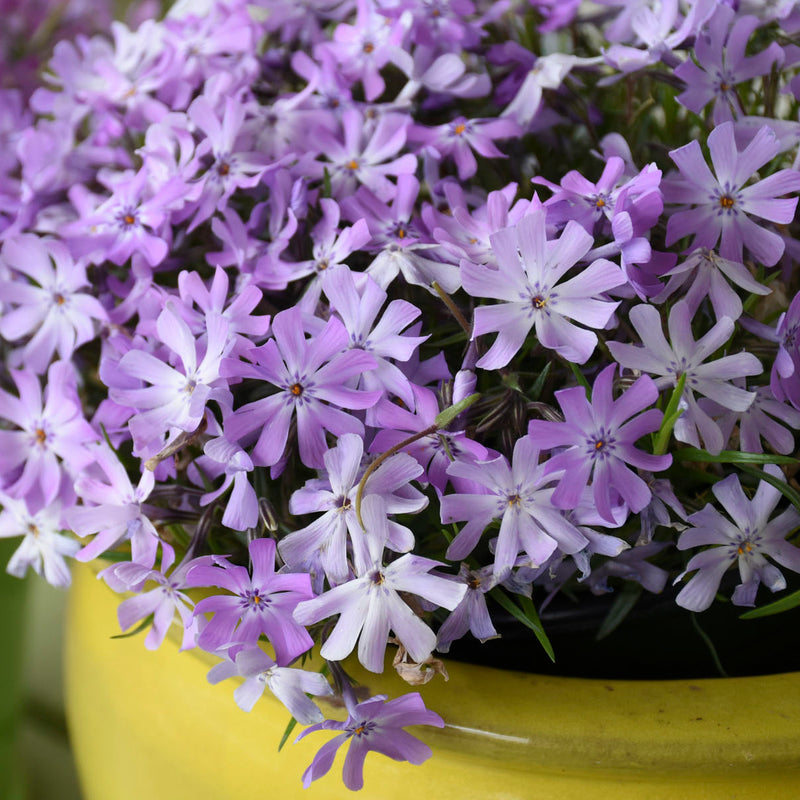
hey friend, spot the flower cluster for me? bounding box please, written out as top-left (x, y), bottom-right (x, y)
top-left (2, 0), bottom-right (800, 791)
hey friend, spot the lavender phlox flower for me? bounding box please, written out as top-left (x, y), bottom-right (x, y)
top-left (602, 0), bottom-right (718, 75)
top-left (675, 4), bottom-right (785, 124)
top-left (533, 158), bottom-right (662, 234)
top-left (740, 290), bottom-right (800, 409)
top-left (675, 465), bottom-right (800, 610)
top-left (425, 181), bottom-right (532, 266)
top-left (441, 436), bottom-right (589, 579)
top-left (293, 495), bottom-right (466, 672)
top-left (664, 121), bottom-right (800, 267)
top-left (608, 301), bottom-right (762, 453)
top-left (408, 116), bottom-right (518, 180)
top-left (394, 48), bottom-right (490, 107)
top-left (435, 563), bottom-right (499, 653)
top-left (0, 493), bottom-right (79, 588)
top-left (110, 304), bottom-right (232, 453)
top-left (312, 107), bottom-right (417, 202)
top-left (177, 267), bottom-right (271, 357)
top-left (100, 552), bottom-right (216, 650)
top-left (322, 266), bottom-right (427, 409)
top-left (188, 537), bottom-right (314, 663)
top-left (290, 198), bottom-right (370, 306)
top-left (207, 645), bottom-right (332, 723)
top-left (279, 432), bottom-right (428, 585)
top-left (701, 381), bottom-right (800, 455)
top-left (653, 247), bottom-right (771, 321)
top-left (66, 442), bottom-right (172, 569)
top-left (585, 541), bottom-right (670, 596)
top-left (635, 474), bottom-right (687, 545)
top-left (196, 434), bottom-right (259, 531)
top-left (221, 306), bottom-right (381, 470)
top-left (185, 94), bottom-right (274, 228)
top-left (462, 209), bottom-right (625, 368)
top-left (297, 688), bottom-right (444, 791)
top-left (0, 234), bottom-right (107, 373)
top-left (341, 175), bottom-right (460, 292)
top-left (0, 362), bottom-right (96, 506)
top-left (501, 53), bottom-right (602, 127)
top-left (369, 384), bottom-right (488, 495)
top-left (529, 364), bottom-right (671, 524)
top-left (64, 168), bottom-right (187, 267)
top-left (320, 0), bottom-right (413, 101)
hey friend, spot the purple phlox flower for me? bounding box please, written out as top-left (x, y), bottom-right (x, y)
top-left (280, 432), bottom-right (427, 584)
top-left (529, 364), bottom-right (671, 524)
top-left (296, 688), bottom-right (444, 791)
top-left (184, 94), bottom-right (274, 228)
top-left (462, 209), bottom-right (625, 369)
top-left (425, 181), bottom-right (532, 266)
top-left (740, 290), bottom-right (800, 409)
top-left (341, 174), bottom-right (460, 293)
top-left (221, 306), bottom-right (381, 471)
top-left (653, 247), bottom-right (771, 321)
top-left (322, 266), bottom-right (427, 410)
top-left (187, 537), bottom-right (315, 663)
top-left (0, 493), bottom-right (79, 588)
top-left (701, 381), bottom-right (800, 455)
top-left (290, 198), bottom-right (370, 304)
top-left (312, 107), bottom-right (418, 202)
top-left (64, 167), bottom-right (187, 267)
top-left (100, 551), bottom-right (216, 650)
top-left (110, 304), bottom-right (232, 454)
top-left (320, 0), bottom-right (413, 102)
top-left (584, 541), bottom-right (670, 596)
top-left (290, 50), bottom-right (355, 118)
top-left (249, 170), bottom-right (302, 291)
top-left (441, 436), bottom-right (589, 579)
top-left (501, 53), bottom-right (602, 127)
top-left (602, 0), bottom-right (718, 75)
top-left (207, 645), bottom-right (333, 723)
top-left (409, 116), bottom-right (519, 181)
top-left (664, 121), bottom-right (800, 267)
top-left (196, 434), bottom-right (259, 532)
top-left (369, 384), bottom-right (488, 495)
top-left (533, 158), bottom-right (662, 234)
top-left (608, 301), bottom-right (763, 454)
top-left (675, 4), bottom-right (785, 124)
top-left (394, 48), bottom-right (491, 107)
top-left (435, 563), bottom-right (499, 653)
top-left (675, 465), bottom-right (800, 610)
top-left (0, 234), bottom-right (107, 373)
top-left (293, 495), bottom-right (466, 672)
top-left (65, 442), bottom-right (172, 568)
top-left (177, 267), bottom-right (271, 358)
top-left (0, 362), bottom-right (96, 506)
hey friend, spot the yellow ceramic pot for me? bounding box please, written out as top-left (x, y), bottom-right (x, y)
top-left (65, 562), bottom-right (800, 800)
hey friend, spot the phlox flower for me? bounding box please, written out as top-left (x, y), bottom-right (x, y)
top-left (528, 364), bottom-right (671, 524)
top-left (293, 496), bottom-right (466, 673)
top-left (207, 645), bottom-right (333, 723)
top-left (435, 563), bottom-right (499, 653)
top-left (462, 209), bottom-right (625, 368)
top-left (297, 688), bottom-right (443, 791)
top-left (187, 537), bottom-right (314, 663)
top-left (0, 493), bottom-right (79, 588)
top-left (676, 466), bottom-right (800, 611)
top-left (0, 234), bottom-right (107, 373)
top-left (665, 122), bottom-right (800, 267)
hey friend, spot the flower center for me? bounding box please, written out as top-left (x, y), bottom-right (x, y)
top-left (362, 41), bottom-right (374, 54)
top-left (217, 161), bottom-right (230, 177)
top-left (35, 428), bottom-right (47, 445)
top-left (507, 493), bottom-right (521, 506)
top-left (737, 541), bottom-right (754, 555)
top-left (54, 293), bottom-right (66, 305)
top-left (531, 295), bottom-right (547, 310)
top-left (453, 123), bottom-right (466, 136)
top-left (241, 589), bottom-right (270, 611)
top-left (290, 383), bottom-right (304, 396)
top-left (467, 576), bottom-right (481, 590)
top-left (718, 195), bottom-right (735, 209)
top-left (346, 159), bottom-right (359, 171)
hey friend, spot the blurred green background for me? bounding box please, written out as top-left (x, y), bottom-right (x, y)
top-left (0, 537), bottom-right (82, 800)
